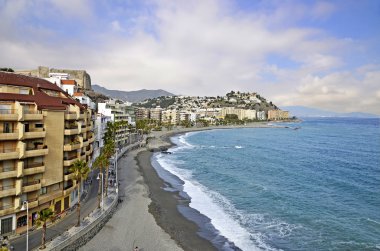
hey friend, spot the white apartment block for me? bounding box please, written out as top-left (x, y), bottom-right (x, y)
top-left (98, 100), bottom-right (134, 147)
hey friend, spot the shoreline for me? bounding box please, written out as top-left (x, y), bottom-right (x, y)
top-left (81, 122), bottom-right (291, 251)
top-left (140, 123), bottom-right (279, 250)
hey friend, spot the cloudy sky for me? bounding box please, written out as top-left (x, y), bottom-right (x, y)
top-left (1, 0), bottom-right (379, 114)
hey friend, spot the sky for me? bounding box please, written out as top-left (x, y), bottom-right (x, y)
top-left (0, 0), bottom-right (379, 114)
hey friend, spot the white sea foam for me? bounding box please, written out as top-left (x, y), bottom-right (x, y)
top-left (155, 135), bottom-right (282, 251)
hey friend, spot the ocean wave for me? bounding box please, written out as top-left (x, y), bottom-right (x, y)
top-left (156, 155), bottom-right (279, 251)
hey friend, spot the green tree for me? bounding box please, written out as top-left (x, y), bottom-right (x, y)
top-left (36, 208), bottom-right (55, 249)
top-left (102, 142), bottom-right (115, 196)
top-left (69, 160), bottom-right (90, 226)
top-left (93, 154), bottom-right (109, 208)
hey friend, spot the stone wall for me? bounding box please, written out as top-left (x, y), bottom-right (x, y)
top-left (15, 66), bottom-right (92, 91)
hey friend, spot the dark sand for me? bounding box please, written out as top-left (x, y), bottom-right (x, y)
top-left (137, 150), bottom-right (217, 251)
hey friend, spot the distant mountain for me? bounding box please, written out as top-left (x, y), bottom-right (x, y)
top-left (282, 106), bottom-right (379, 118)
top-left (92, 84), bottom-right (175, 103)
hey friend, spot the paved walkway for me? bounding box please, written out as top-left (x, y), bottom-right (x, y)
top-left (9, 141), bottom-right (143, 251)
top-left (10, 169), bottom-right (100, 251)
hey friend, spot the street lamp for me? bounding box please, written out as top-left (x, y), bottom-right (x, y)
top-left (97, 173), bottom-right (104, 210)
top-left (20, 201), bottom-right (29, 251)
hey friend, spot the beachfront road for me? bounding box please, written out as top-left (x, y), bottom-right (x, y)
top-left (10, 169), bottom-right (100, 251)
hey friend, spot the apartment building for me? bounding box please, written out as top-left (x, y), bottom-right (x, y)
top-left (267, 110), bottom-right (289, 120)
top-left (149, 107), bottom-right (162, 123)
top-left (221, 107), bottom-right (257, 120)
top-left (135, 107), bottom-right (150, 121)
top-left (161, 109), bottom-right (180, 125)
top-left (0, 72), bottom-right (94, 236)
top-left (98, 100), bottom-right (135, 147)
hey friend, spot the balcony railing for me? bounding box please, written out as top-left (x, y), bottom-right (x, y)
top-left (0, 109), bottom-right (16, 114)
top-left (0, 185), bottom-right (15, 191)
top-left (0, 148), bottom-right (17, 153)
top-left (22, 180), bottom-right (40, 187)
top-left (0, 166), bottom-right (16, 172)
top-left (24, 162), bottom-right (44, 169)
top-left (0, 204), bottom-right (13, 211)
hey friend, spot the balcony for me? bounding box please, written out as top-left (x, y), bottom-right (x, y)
top-left (64, 112), bottom-right (77, 120)
top-left (63, 142), bottom-right (81, 151)
top-left (23, 130), bottom-right (46, 140)
top-left (85, 145), bottom-right (93, 156)
top-left (81, 125), bottom-right (87, 133)
top-left (63, 181), bottom-right (75, 196)
top-left (0, 109), bottom-right (18, 121)
top-left (24, 146), bottom-right (48, 158)
top-left (64, 128), bottom-right (79, 135)
top-left (39, 190), bottom-right (62, 205)
top-left (27, 198), bottom-right (39, 209)
top-left (23, 162), bottom-right (45, 175)
top-left (24, 110), bottom-right (43, 121)
top-left (0, 130), bottom-right (18, 140)
top-left (0, 185), bottom-right (16, 198)
top-left (0, 166), bottom-right (17, 180)
top-left (0, 204), bottom-right (14, 216)
top-left (63, 156), bottom-right (79, 166)
top-left (22, 180), bottom-right (41, 193)
top-left (0, 148), bottom-right (19, 161)
top-left (88, 135), bottom-right (95, 143)
top-left (82, 139), bottom-right (89, 147)
top-left (64, 172), bottom-right (75, 181)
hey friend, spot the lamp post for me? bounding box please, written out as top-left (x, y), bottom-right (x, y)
top-left (115, 148), bottom-right (119, 194)
top-left (97, 173), bottom-right (104, 210)
top-left (21, 201), bottom-right (29, 251)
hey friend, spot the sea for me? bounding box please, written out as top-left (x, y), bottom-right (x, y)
top-left (151, 118), bottom-right (380, 251)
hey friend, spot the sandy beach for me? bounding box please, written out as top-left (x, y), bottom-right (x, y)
top-left (81, 123), bottom-right (276, 251)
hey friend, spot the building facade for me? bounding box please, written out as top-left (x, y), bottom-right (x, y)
top-left (267, 110), bottom-right (289, 120)
top-left (0, 72), bottom-right (94, 236)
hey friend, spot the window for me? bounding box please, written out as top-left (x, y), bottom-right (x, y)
top-left (17, 216), bottom-right (27, 228)
top-left (1, 217), bottom-right (13, 234)
top-left (35, 124), bottom-right (43, 128)
top-left (19, 88), bottom-right (29, 95)
top-left (40, 187), bottom-right (47, 195)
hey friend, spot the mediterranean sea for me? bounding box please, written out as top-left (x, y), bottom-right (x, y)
top-left (152, 118), bottom-right (380, 251)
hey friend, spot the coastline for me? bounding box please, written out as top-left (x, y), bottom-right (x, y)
top-left (139, 123), bottom-right (277, 250)
top-left (82, 122), bottom-right (284, 251)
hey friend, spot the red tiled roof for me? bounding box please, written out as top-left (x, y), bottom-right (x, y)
top-left (0, 72), bottom-right (84, 110)
top-left (61, 80), bottom-right (77, 85)
top-left (73, 92), bottom-right (83, 97)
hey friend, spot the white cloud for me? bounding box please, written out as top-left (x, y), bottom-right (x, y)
top-left (0, 0), bottom-right (378, 114)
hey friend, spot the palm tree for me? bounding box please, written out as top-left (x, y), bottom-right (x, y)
top-left (69, 159), bottom-right (90, 226)
top-left (36, 208), bottom-right (55, 249)
top-left (93, 154), bottom-right (109, 208)
top-left (102, 142), bottom-right (115, 196)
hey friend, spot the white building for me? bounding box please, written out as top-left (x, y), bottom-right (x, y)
top-left (73, 92), bottom-right (96, 110)
top-left (98, 100), bottom-right (135, 147)
top-left (256, 111), bottom-right (266, 120)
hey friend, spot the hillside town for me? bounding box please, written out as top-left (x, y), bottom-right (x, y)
top-left (0, 67), bottom-right (290, 249)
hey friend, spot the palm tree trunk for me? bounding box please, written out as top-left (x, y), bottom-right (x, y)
top-left (77, 182), bottom-right (81, 226)
top-left (97, 167), bottom-right (102, 209)
top-left (105, 166), bottom-right (109, 196)
top-left (41, 224), bottom-right (46, 249)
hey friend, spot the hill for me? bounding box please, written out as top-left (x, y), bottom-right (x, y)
top-left (92, 84), bottom-right (175, 103)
